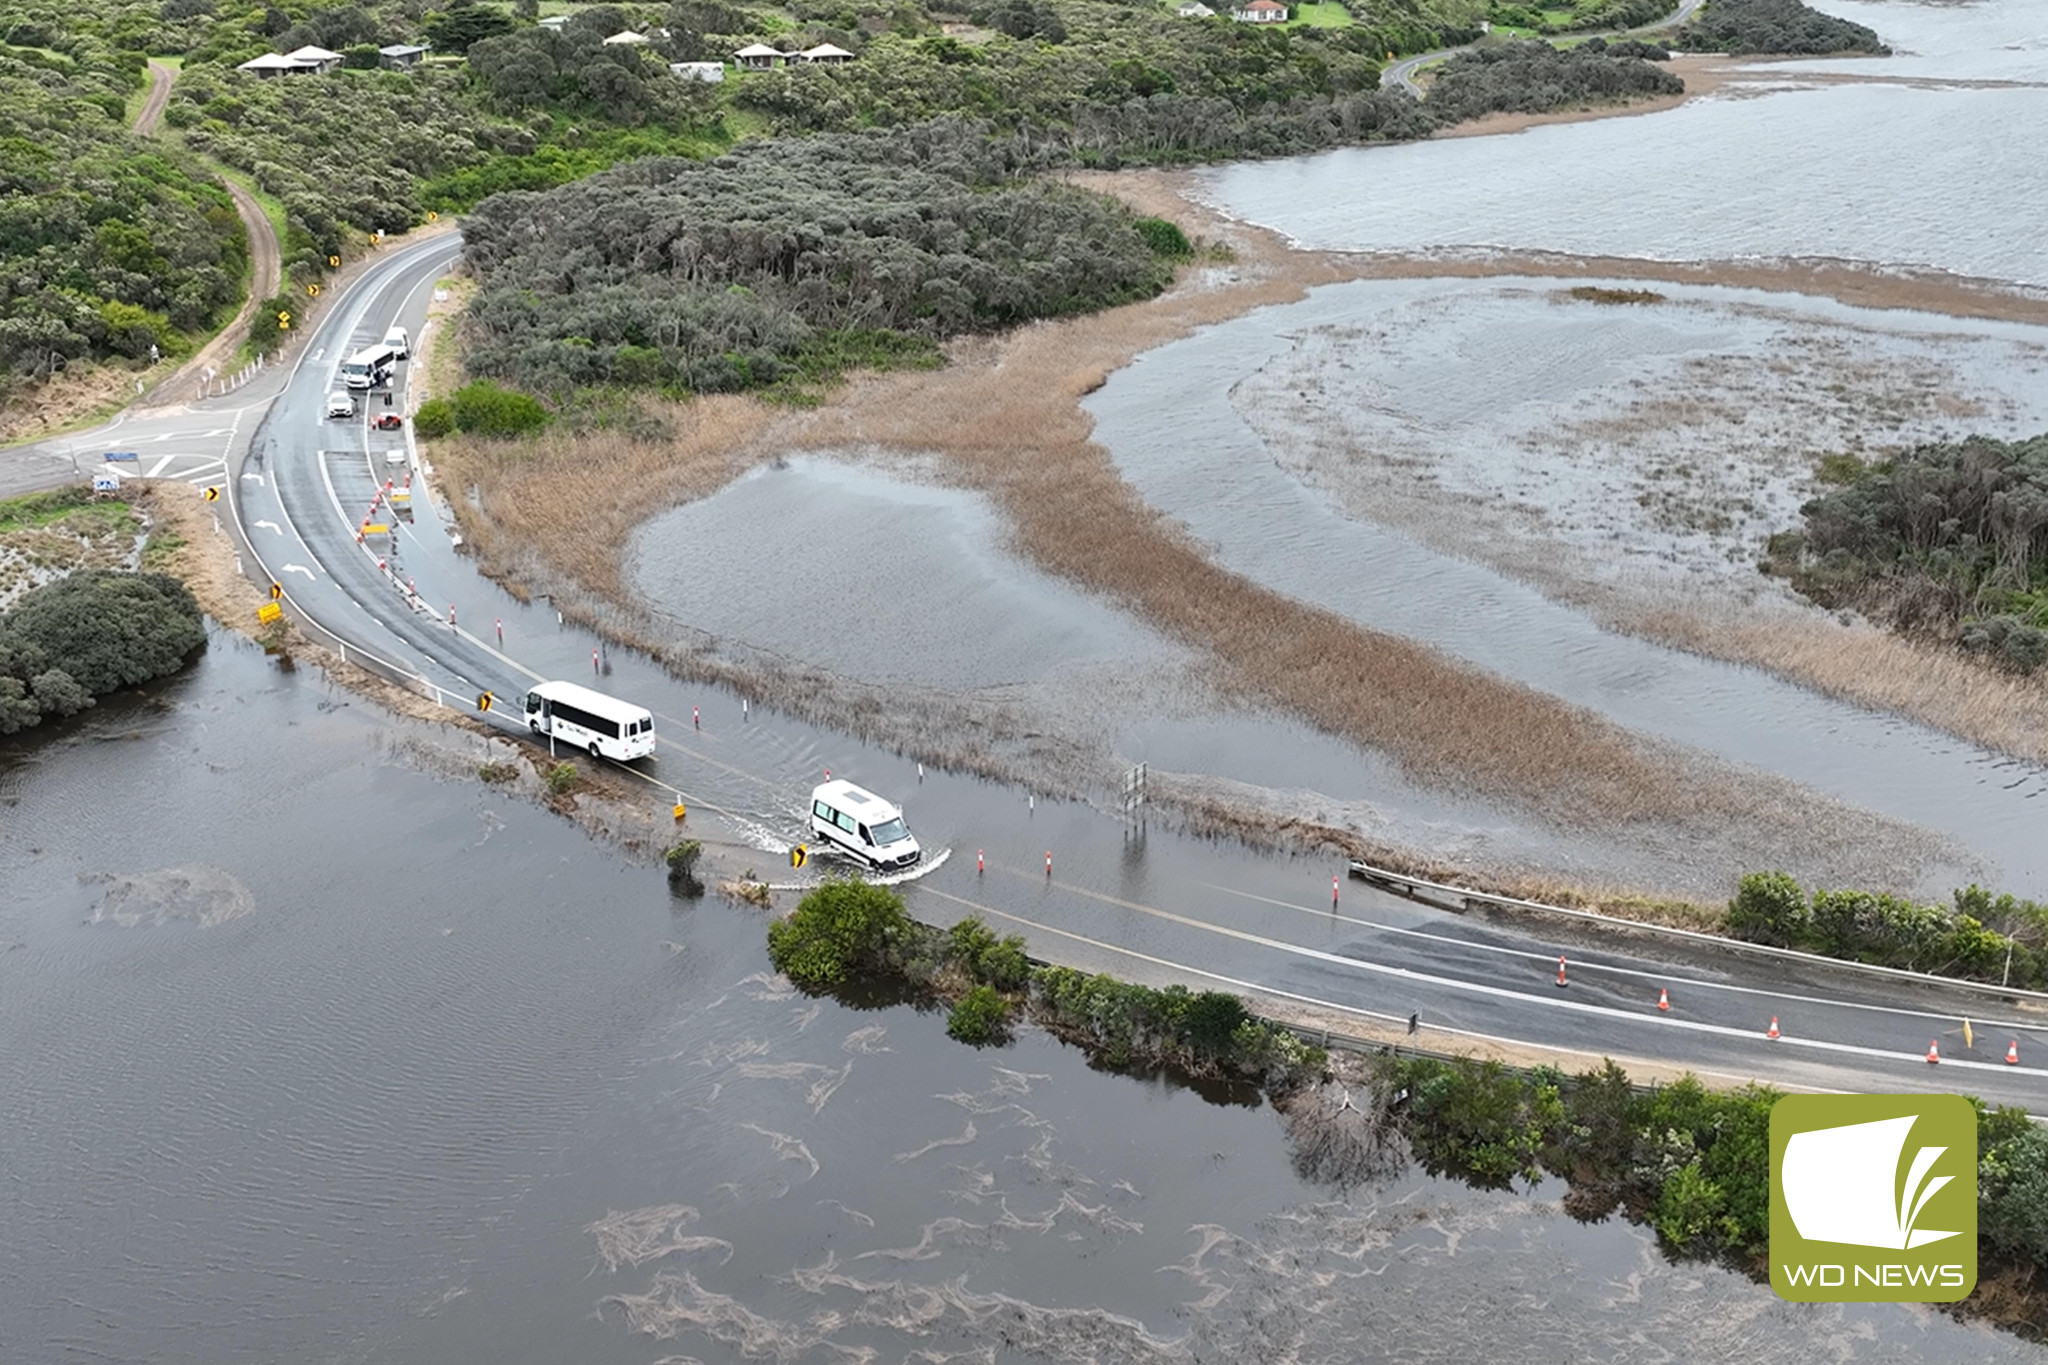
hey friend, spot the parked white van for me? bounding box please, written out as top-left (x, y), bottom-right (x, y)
top-left (382, 326), bottom-right (410, 360)
top-left (809, 780), bottom-right (921, 871)
top-left (340, 341), bottom-right (399, 390)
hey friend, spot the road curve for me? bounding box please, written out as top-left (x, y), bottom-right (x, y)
top-left (229, 237), bottom-right (2048, 1115)
top-left (133, 59), bottom-right (176, 136)
top-left (1380, 0), bottom-right (1708, 97)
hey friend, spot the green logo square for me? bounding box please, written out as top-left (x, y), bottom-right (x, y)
top-left (1770, 1093), bottom-right (1976, 1302)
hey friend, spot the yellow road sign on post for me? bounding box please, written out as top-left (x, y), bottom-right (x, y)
top-left (306, 283), bottom-right (321, 297)
top-left (256, 601), bottom-right (283, 624)
top-left (672, 802), bottom-right (687, 822)
top-left (790, 845), bottom-right (808, 870)
top-left (427, 211), bottom-right (439, 223)
top-left (277, 310), bottom-right (290, 330)
top-left (328, 255), bottom-right (341, 267)
top-left (202, 486), bottom-right (219, 502)
top-left (477, 691), bottom-right (494, 713)
top-left (362, 522), bottom-right (390, 535)
top-left (269, 581), bottom-right (283, 600)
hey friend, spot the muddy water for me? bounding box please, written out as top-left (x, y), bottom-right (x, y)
top-left (1, 639), bottom-right (2031, 1363)
top-left (1086, 278), bottom-right (2048, 892)
top-left (625, 456), bottom-right (1720, 885)
top-left (1199, 3), bottom-right (2048, 280)
top-left (1228, 277), bottom-right (2048, 603)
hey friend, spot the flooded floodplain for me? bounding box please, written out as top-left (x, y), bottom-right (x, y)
top-left (1, 635), bottom-right (2034, 1364)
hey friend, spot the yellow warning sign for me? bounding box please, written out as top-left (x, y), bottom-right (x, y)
top-left (202, 486), bottom-right (219, 502)
top-left (477, 691), bottom-right (494, 713)
top-left (256, 601), bottom-right (283, 624)
top-left (276, 310), bottom-right (290, 329)
top-left (362, 522), bottom-right (390, 535)
top-left (306, 283), bottom-right (321, 297)
top-left (427, 211), bottom-right (439, 222)
top-left (672, 803), bottom-right (687, 822)
top-left (790, 845), bottom-right (808, 870)
top-left (328, 254), bottom-right (341, 267)
top-left (270, 580), bottom-right (283, 600)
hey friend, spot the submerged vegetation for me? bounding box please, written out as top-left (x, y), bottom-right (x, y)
top-left (1769, 433), bottom-right (2048, 675)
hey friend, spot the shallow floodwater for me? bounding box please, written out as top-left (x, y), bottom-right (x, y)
top-left (1230, 276), bottom-right (2048, 600)
top-left (1, 639), bottom-right (2034, 1363)
top-left (624, 455), bottom-right (1830, 888)
top-left (1200, 2), bottom-right (2048, 281)
top-left (1086, 278), bottom-right (2048, 893)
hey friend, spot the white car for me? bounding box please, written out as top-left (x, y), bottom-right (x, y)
top-left (325, 391), bottom-right (355, 419)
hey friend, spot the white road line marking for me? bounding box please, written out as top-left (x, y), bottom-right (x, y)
top-left (283, 563), bottom-right (316, 579)
top-left (1202, 882), bottom-right (2044, 1032)
top-left (242, 472), bottom-right (265, 484)
top-left (254, 520), bottom-right (282, 534)
top-left (145, 453), bottom-right (177, 477)
top-left (990, 872), bottom-right (2040, 1078)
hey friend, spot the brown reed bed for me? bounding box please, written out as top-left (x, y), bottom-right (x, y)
top-left (425, 170), bottom-right (2048, 845)
top-left (1637, 608), bottom-right (2048, 766)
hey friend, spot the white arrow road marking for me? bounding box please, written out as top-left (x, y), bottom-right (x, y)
top-left (242, 472), bottom-right (265, 484)
top-left (254, 520), bottom-right (282, 534)
top-left (314, 349), bottom-right (324, 362)
top-left (283, 563), bottom-right (316, 579)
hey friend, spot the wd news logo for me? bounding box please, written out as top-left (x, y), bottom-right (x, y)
top-left (1770, 1094), bottom-right (1976, 1302)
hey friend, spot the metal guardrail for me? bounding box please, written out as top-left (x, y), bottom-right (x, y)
top-left (1349, 859), bottom-right (2048, 1005)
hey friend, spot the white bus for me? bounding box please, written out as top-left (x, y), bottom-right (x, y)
top-left (809, 780), bottom-right (921, 872)
top-left (524, 681), bottom-right (656, 760)
top-left (339, 342), bottom-right (400, 390)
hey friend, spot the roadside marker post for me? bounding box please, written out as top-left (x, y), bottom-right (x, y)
top-left (1045, 851), bottom-right (1053, 877)
top-left (496, 618), bottom-right (503, 645)
top-left (977, 849), bottom-right (984, 875)
top-left (1332, 874), bottom-right (1340, 907)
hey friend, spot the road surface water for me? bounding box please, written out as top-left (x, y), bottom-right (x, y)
top-left (0, 639), bottom-right (2034, 1365)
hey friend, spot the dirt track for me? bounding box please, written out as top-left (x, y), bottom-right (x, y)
top-left (132, 59), bottom-right (282, 411)
top-left (133, 60), bottom-right (176, 136)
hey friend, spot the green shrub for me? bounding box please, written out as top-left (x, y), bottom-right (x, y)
top-left (247, 292), bottom-right (300, 355)
top-left (478, 760), bottom-right (519, 784)
top-left (449, 380), bottom-right (550, 438)
top-left (413, 397), bottom-right (456, 439)
top-left (1726, 870), bottom-right (1807, 946)
top-left (665, 839), bottom-right (706, 896)
top-left (766, 877), bottom-right (914, 990)
top-left (1133, 215), bottom-right (1193, 259)
top-left (946, 985), bottom-right (1011, 1044)
top-left (544, 761), bottom-right (578, 795)
top-left (2, 570), bottom-right (204, 698)
top-left (947, 916), bottom-right (1032, 989)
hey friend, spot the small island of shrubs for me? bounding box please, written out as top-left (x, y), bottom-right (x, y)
top-left (0, 568), bottom-right (206, 735)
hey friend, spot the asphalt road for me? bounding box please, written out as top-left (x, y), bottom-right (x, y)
top-left (227, 237), bottom-right (2048, 1115)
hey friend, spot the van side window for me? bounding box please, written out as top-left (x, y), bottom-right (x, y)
top-left (813, 801), bottom-right (833, 822)
top-left (857, 825), bottom-right (872, 844)
top-left (836, 811), bottom-right (858, 834)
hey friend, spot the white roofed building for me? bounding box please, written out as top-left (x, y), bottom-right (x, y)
top-left (733, 42), bottom-right (786, 68)
top-left (798, 42), bottom-right (855, 63)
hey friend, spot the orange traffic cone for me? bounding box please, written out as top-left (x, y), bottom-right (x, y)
top-left (1767, 1016), bottom-right (1780, 1040)
top-left (1657, 987), bottom-right (1670, 1012)
top-left (1926, 1039), bottom-right (1940, 1065)
top-left (1555, 956), bottom-right (1568, 989)
top-left (2007, 1040), bottom-right (2020, 1066)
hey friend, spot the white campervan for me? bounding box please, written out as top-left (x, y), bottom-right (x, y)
top-left (382, 326), bottom-right (410, 360)
top-left (809, 780), bottom-right (921, 872)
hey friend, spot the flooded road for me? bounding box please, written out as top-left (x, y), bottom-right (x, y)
top-left (2, 638), bottom-right (2035, 1363)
